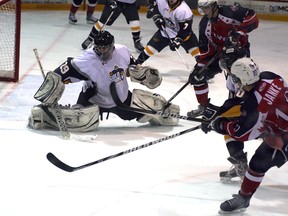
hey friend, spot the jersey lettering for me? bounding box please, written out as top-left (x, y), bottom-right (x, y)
top-left (275, 108), bottom-right (288, 122)
top-left (263, 83), bottom-right (281, 105)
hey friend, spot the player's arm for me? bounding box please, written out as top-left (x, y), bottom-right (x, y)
top-left (146, 0), bottom-right (158, 19)
top-left (54, 57), bottom-right (90, 84)
top-left (197, 17), bottom-right (217, 65)
top-left (177, 18), bottom-right (192, 41)
top-left (212, 96), bottom-right (260, 141)
top-left (233, 3), bottom-right (259, 33)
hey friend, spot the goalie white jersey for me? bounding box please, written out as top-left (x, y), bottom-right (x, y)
top-left (156, 0), bottom-right (193, 38)
top-left (62, 44), bottom-right (131, 108)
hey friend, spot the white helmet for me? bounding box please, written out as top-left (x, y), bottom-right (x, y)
top-left (198, 0), bottom-right (218, 15)
top-left (231, 57), bottom-right (260, 86)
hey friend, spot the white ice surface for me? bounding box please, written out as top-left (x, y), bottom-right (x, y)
top-left (0, 10), bottom-right (288, 216)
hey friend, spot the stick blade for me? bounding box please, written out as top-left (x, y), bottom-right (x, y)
top-left (46, 152), bottom-right (74, 172)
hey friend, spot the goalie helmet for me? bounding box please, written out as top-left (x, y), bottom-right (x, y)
top-left (166, 0), bottom-right (183, 10)
top-left (93, 30), bottom-right (115, 62)
top-left (198, 0), bottom-right (218, 15)
top-left (230, 57), bottom-right (260, 89)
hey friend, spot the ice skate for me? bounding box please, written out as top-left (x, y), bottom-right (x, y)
top-left (86, 13), bottom-right (98, 24)
top-left (187, 104), bottom-right (205, 117)
top-left (220, 152), bottom-right (248, 183)
top-left (81, 36), bottom-right (93, 50)
top-left (68, 12), bottom-right (77, 24)
top-left (134, 38), bottom-right (144, 53)
top-left (219, 192), bottom-right (251, 214)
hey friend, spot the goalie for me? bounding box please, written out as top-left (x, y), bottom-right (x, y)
top-left (28, 30), bottom-right (180, 132)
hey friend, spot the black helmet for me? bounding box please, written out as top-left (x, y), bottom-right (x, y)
top-left (93, 30), bottom-right (115, 62)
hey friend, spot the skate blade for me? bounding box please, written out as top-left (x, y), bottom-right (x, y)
top-left (218, 207), bottom-right (247, 214)
top-left (220, 177), bottom-right (243, 184)
top-left (69, 20), bottom-right (77, 25)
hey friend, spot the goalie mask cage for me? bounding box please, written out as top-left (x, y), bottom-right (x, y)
top-left (0, 0), bottom-right (21, 82)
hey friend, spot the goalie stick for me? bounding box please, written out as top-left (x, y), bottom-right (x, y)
top-left (109, 82), bottom-right (208, 124)
top-left (33, 48), bottom-right (70, 139)
top-left (47, 124), bottom-right (201, 172)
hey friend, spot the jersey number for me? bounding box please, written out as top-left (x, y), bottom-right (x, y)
top-left (60, 61), bottom-right (70, 74)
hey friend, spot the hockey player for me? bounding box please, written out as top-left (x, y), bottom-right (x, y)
top-left (81, 0), bottom-right (144, 53)
top-left (28, 30), bottom-right (180, 132)
top-left (187, 0), bottom-right (259, 117)
top-left (188, 0), bottom-right (259, 183)
top-left (68, 0), bottom-right (98, 24)
top-left (135, 0), bottom-right (199, 65)
top-left (207, 57), bottom-right (288, 213)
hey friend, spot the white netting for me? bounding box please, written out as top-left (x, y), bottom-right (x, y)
top-left (0, 0), bottom-right (18, 81)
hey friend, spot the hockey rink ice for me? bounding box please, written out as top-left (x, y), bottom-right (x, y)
top-left (0, 10), bottom-right (288, 216)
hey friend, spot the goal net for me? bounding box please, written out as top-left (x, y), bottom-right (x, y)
top-left (0, 0), bottom-right (21, 82)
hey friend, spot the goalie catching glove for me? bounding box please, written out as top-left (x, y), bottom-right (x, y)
top-left (128, 64), bottom-right (162, 89)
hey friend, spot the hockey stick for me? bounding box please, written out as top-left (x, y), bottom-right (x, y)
top-left (47, 124), bottom-right (201, 172)
top-left (110, 82), bottom-right (208, 124)
top-left (163, 50), bottom-right (224, 109)
top-left (100, 10), bottom-right (114, 30)
top-left (33, 48), bottom-right (70, 139)
top-left (164, 81), bottom-right (189, 109)
top-left (194, 50), bottom-right (223, 81)
top-left (161, 25), bottom-right (189, 70)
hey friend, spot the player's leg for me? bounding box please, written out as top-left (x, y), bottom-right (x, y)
top-left (136, 30), bottom-right (169, 64)
top-left (122, 2), bottom-right (144, 52)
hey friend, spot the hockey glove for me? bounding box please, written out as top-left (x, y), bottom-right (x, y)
top-left (225, 30), bottom-right (246, 47)
top-left (108, 0), bottom-right (117, 10)
top-left (210, 117), bottom-right (230, 135)
top-left (169, 37), bottom-right (183, 51)
top-left (152, 14), bottom-right (165, 29)
top-left (147, 0), bottom-right (157, 19)
top-left (201, 102), bottom-right (220, 134)
top-left (188, 64), bottom-right (205, 85)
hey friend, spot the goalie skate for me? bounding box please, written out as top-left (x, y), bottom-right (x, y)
top-left (220, 152), bottom-right (248, 183)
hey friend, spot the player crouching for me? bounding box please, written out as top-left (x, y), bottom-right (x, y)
top-left (28, 30), bottom-right (179, 133)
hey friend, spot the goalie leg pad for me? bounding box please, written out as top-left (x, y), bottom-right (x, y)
top-left (131, 89), bottom-right (179, 126)
top-left (28, 104), bottom-right (59, 130)
top-left (28, 104), bottom-right (100, 132)
top-left (128, 64), bottom-right (162, 89)
top-left (34, 71), bottom-right (65, 104)
top-left (148, 104), bottom-right (180, 126)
